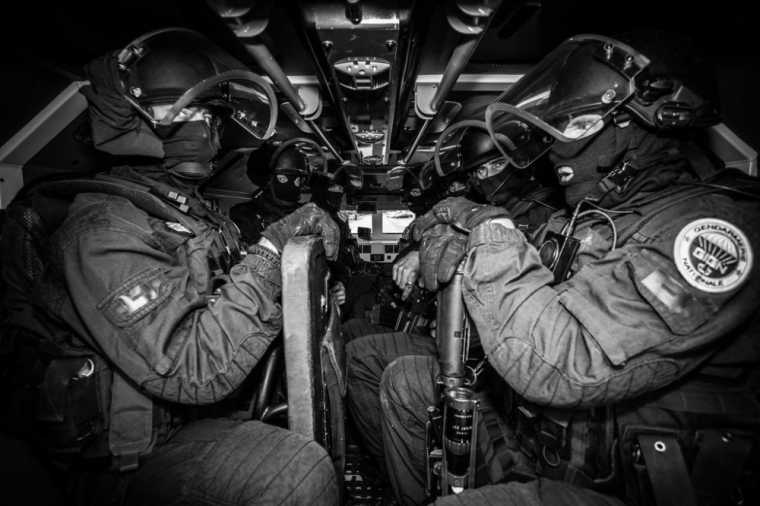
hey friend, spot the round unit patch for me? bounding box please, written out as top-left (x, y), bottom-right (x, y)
top-left (674, 218), bottom-right (753, 293)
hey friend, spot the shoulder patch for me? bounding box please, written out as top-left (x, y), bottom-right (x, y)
top-left (165, 222), bottom-right (194, 236)
top-left (674, 218), bottom-right (753, 293)
top-left (98, 268), bottom-right (171, 328)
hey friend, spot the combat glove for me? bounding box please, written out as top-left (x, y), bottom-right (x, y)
top-left (260, 203), bottom-right (341, 260)
top-left (413, 197), bottom-right (512, 241)
top-left (419, 224), bottom-right (468, 291)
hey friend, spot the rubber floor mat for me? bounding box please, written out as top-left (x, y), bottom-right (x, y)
top-left (343, 441), bottom-right (388, 505)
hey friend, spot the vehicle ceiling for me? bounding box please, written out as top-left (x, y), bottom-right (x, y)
top-left (1, 0), bottom-right (757, 207)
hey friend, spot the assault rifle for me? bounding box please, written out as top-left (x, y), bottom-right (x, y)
top-left (425, 261), bottom-right (479, 499)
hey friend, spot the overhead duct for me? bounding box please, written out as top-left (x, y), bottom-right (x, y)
top-left (285, 0), bottom-right (435, 165)
top-left (403, 0), bottom-right (503, 164)
top-left (205, 0), bottom-right (346, 162)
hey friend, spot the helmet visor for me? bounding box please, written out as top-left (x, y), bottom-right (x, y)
top-left (418, 160), bottom-right (437, 191)
top-left (386, 166), bottom-right (416, 191)
top-left (157, 71), bottom-right (277, 139)
top-left (434, 120), bottom-right (519, 175)
top-left (485, 35), bottom-right (649, 164)
top-left (271, 137), bottom-right (326, 175)
top-left (119, 28), bottom-right (278, 140)
top-left (433, 124), bottom-right (469, 179)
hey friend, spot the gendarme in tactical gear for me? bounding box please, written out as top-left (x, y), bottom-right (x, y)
top-left (308, 160), bottom-right (365, 313)
top-left (387, 164), bottom-right (437, 217)
top-left (87, 28), bottom-right (278, 180)
top-left (230, 138), bottom-right (317, 247)
top-left (375, 31), bottom-right (760, 506)
top-left (431, 121), bottom-right (564, 237)
top-left (0, 28), bottom-right (341, 506)
top-left (459, 126), bottom-right (532, 205)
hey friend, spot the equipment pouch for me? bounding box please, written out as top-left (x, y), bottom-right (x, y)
top-left (620, 421), bottom-right (757, 506)
top-left (37, 356), bottom-right (106, 451)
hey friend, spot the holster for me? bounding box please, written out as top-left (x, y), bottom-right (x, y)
top-left (37, 355), bottom-right (109, 455)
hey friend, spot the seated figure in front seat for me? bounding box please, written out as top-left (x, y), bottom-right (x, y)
top-left (383, 30), bottom-right (760, 506)
top-left (230, 140), bottom-right (310, 248)
top-left (0, 28), bottom-right (341, 506)
top-left (343, 118), bottom-right (571, 503)
top-left (441, 123), bottom-right (565, 239)
top-left (342, 163), bottom-right (439, 342)
top-left (309, 160), bottom-right (365, 316)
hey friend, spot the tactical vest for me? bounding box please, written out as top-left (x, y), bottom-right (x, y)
top-left (0, 173), bottom-right (244, 471)
top-left (506, 174), bottom-right (760, 506)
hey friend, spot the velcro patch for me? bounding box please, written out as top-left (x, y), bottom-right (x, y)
top-left (165, 222), bottom-right (194, 236)
top-left (674, 218), bottom-right (753, 294)
top-left (98, 269), bottom-right (170, 328)
top-left (117, 281), bottom-right (161, 315)
top-left (641, 269), bottom-right (690, 313)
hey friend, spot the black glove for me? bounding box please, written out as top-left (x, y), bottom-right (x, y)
top-left (261, 203), bottom-right (341, 260)
top-left (419, 224), bottom-right (468, 291)
top-left (413, 197), bottom-right (512, 242)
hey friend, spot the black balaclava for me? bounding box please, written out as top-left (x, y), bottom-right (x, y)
top-left (311, 177), bottom-right (345, 212)
top-left (403, 187), bottom-right (432, 216)
top-left (154, 119), bottom-right (221, 179)
top-left (550, 120), bottom-right (684, 208)
top-left (469, 162), bottom-right (524, 206)
top-left (269, 172), bottom-right (303, 205)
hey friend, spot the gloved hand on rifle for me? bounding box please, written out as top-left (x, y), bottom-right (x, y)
top-left (413, 197), bottom-right (513, 290)
top-left (259, 203), bottom-right (341, 260)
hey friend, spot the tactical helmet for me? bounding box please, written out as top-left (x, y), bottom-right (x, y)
top-left (272, 147), bottom-right (307, 174)
top-left (247, 138), bottom-right (325, 185)
top-left (459, 127), bottom-right (503, 172)
top-left (431, 120), bottom-right (518, 184)
top-left (117, 28), bottom-right (277, 139)
top-left (312, 159), bottom-right (364, 190)
top-left (268, 139), bottom-right (316, 175)
top-left (485, 31), bottom-right (722, 166)
top-left (386, 163), bottom-right (435, 210)
top-left (617, 30), bottom-right (721, 131)
top-left (386, 164), bottom-right (424, 192)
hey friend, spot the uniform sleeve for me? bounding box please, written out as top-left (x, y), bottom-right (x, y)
top-left (57, 194), bottom-right (283, 405)
top-left (463, 197), bottom-right (759, 408)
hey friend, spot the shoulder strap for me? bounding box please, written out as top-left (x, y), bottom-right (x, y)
top-left (33, 178), bottom-right (179, 225)
top-left (612, 181), bottom-right (745, 247)
top-left (510, 187), bottom-right (562, 217)
top-left (637, 433), bottom-right (698, 506)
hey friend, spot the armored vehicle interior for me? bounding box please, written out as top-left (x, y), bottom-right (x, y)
top-left (0, 1), bottom-right (757, 504)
